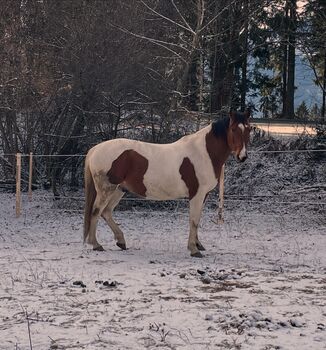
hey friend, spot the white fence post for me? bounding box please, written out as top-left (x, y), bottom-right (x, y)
top-left (16, 153), bottom-right (21, 218)
top-left (218, 164), bottom-right (225, 224)
top-left (28, 152), bottom-right (33, 201)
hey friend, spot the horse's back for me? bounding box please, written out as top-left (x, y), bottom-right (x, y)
top-left (86, 127), bottom-right (216, 200)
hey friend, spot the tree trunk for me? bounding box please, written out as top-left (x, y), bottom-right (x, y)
top-left (285, 0), bottom-right (296, 119)
top-left (282, 2), bottom-right (289, 117)
top-left (240, 0), bottom-right (249, 111)
top-left (210, 1), bottom-right (238, 113)
top-left (322, 50), bottom-right (326, 121)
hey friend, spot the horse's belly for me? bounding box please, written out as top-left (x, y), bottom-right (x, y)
top-left (143, 177), bottom-right (188, 200)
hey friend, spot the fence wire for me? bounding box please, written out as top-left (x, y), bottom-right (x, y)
top-left (1, 149), bottom-right (325, 217)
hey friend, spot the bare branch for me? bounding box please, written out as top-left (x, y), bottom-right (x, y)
top-left (108, 21), bottom-right (189, 63)
top-left (141, 0), bottom-right (195, 35)
top-left (170, 0), bottom-right (195, 34)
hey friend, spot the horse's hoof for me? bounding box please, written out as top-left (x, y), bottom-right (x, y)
top-left (191, 251), bottom-right (203, 258)
top-left (196, 242), bottom-right (206, 251)
top-left (116, 242), bottom-right (127, 250)
top-left (93, 245), bottom-right (105, 252)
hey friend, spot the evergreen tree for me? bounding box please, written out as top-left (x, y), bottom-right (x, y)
top-left (310, 104), bottom-right (320, 120)
top-left (296, 101), bottom-right (309, 119)
top-left (249, 0), bottom-right (298, 118)
top-left (301, 0), bottom-right (326, 120)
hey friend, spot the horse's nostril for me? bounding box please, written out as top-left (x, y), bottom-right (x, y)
top-left (238, 155), bottom-right (247, 162)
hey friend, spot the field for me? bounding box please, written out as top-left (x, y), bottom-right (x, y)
top-left (1, 189), bottom-right (325, 350)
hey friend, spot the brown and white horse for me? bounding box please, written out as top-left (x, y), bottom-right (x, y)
top-left (84, 110), bottom-right (251, 257)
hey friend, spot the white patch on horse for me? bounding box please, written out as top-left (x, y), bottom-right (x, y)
top-left (238, 123), bottom-right (245, 132)
top-left (239, 144), bottom-right (247, 160)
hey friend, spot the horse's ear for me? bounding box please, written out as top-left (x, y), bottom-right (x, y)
top-left (244, 108), bottom-right (251, 120)
top-left (229, 111), bottom-right (236, 122)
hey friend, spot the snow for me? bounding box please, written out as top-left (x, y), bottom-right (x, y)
top-left (1, 190), bottom-right (325, 350)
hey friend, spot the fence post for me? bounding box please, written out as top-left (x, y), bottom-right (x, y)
top-left (28, 152), bottom-right (33, 201)
top-left (218, 164), bottom-right (225, 224)
top-left (16, 153), bottom-right (21, 218)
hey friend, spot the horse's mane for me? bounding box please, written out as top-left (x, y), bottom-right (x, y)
top-left (211, 117), bottom-right (229, 139)
top-left (211, 113), bottom-right (248, 139)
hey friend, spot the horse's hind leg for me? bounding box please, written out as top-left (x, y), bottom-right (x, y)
top-left (87, 179), bottom-right (115, 251)
top-left (87, 194), bottom-right (110, 251)
top-left (101, 189), bottom-right (127, 250)
top-left (196, 234), bottom-right (206, 251)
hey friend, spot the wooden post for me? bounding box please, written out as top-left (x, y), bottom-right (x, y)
top-left (28, 152), bottom-right (33, 201)
top-left (16, 153), bottom-right (21, 218)
top-left (218, 164), bottom-right (225, 224)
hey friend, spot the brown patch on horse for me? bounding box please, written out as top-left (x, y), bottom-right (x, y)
top-left (179, 157), bottom-right (199, 200)
top-left (107, 149), bottom-right (148, 197)
top-left (205, 126), bottom-right (230, 179)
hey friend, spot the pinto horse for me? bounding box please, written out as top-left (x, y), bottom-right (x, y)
top-left (84, 110), bottom-right (251, 257)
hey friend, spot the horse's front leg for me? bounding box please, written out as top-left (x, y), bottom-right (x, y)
top-left (188, 193), bottom-right (206, 258)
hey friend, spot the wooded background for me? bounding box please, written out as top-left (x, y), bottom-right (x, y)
top-left (0, 0), bottom-right (325, 192)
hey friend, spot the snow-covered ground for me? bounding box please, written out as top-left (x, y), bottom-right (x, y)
top-left (1, 191), bottom-right (325, 350)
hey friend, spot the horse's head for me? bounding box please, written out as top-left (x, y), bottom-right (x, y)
top-left (227, 109), bottom-right (251, 163)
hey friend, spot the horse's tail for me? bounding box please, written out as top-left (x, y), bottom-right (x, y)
top-left (83, 154), bottom-right (96, 243)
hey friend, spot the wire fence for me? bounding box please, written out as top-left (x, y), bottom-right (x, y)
top-left (0, 148), bottom-right (325, 218)
top-left (1, 149), bottom-right (326, 157)
top-left (13, 192), bottom-right (326, 206)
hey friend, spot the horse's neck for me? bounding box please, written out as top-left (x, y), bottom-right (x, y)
top-left (205, 124), bottom-right (230, 179)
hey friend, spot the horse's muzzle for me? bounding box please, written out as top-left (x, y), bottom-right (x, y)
top-left (237, 154), bottom-right (248, 163)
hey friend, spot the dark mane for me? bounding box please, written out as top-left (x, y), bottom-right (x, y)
top-left (211, 117), bottom-right (230, 139)
top-left (211, 112), bottom-right (248, 139)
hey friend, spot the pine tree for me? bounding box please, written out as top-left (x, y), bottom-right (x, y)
top-left (296, 101), bottom-right (309, 119)
top-left (310, 104), bottom-right (320, 120)
top-left (301, 0), bottom-right (326, 121)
